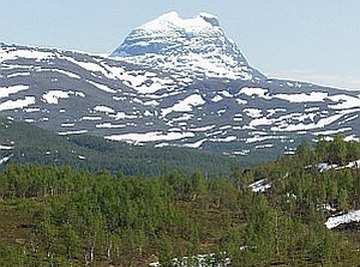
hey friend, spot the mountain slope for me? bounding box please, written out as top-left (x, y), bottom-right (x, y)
top-left (0, 117), bottom-right (237, 176)
top-left (1, 12), bottom-right (360, 160)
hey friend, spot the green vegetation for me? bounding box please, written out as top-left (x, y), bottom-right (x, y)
top-left (0, 135), bottom-right (359, 266)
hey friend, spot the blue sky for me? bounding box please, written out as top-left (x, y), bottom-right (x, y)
top-left (1, 0), bottom-right (359, 89)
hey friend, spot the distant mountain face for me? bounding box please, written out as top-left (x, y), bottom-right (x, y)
top-left (1, 12), bottom-right (360, 160)
top-left (112, 11), bottom-right (264, 81)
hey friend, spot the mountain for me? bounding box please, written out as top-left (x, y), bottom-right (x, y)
top-left (112, 11), bottom-right (264, 81)
top-left (1, 12), bottom-right (360, 161)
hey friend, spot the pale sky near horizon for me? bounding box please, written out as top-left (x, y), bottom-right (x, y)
top-left (1, 0), bottom-right (359, 89)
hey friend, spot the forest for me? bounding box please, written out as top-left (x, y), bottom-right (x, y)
top-left (0, 135), bottom-right (359, 266)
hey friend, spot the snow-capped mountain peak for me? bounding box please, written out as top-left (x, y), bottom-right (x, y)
top-left (2, 13), bottom-right (360, 160)
top-left (112, 12), bottom-right (263, 81)
top-left (139, 11), bottom-right (220, 32)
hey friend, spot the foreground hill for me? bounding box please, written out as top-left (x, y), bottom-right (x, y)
top-left (1, 12), bottom-right (360, 161)
top-left (0, 136), bottom-right (359, 266)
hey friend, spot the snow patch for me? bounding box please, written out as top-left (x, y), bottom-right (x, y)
top-left (313, 127), bottom-right (352, 136)
top-left (39, 68), bottom-right (81, 79)
top-left (0, 48), bottom-right (54, 63)
top-left (24, 107), bottom-right (40, 113)
top-left (249, 179), bottom-right (271, 193)
top-left (0, 145), bottom-right (14, 150)
top-left (239, 87), bottom-right (271, 99)
top-left (109, 112), bottom-right (137, 120)
top-left (96, 123), bottom-right (126, 129)
top-left (93, 105), bottom-right (115, 114)
top-left (105, 131), bottom-right (195, 144)
top-left (274, 92), bottom-right (328, 103)
top-left (81, 116), bottom-right (102, 121)
top-left (328, 94), bottom-right (360, 110)
top-left (244, 108), bottom-right (262, 119)
top-left (61, 123), bottom-right (75, 127)
top-left (58, 130), bottom-right (88, 136)
top-left (190, 125), bottom-right (216, 132)
top-left (162, 94), bottom-right (205, 117)
top-left (211, 95), bottom-right (223, 103)
top-left (0, 155), bottom-right (13, 165)
top-left (0, 85), bottom-right (30, 99)
top-left (0, 96), bottom-right (35, 111)
top-left (182, 139), bottom-right (207, 148)
top-left (6, 72), bottom-right (31, 78)
top-left (86, 80), bottom-right (117, 94)
top-left (210, 136), bottom-right (236, 142)
top-left (325, 210), bottom-right (360, 229)
top-left (255, 144), bottom-right (274, 149)
top-left (42, 90), bottom-right (84, 104)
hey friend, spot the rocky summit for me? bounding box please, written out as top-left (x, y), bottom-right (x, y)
top-left (112, 11), bottom-right (264, 81)
top-left (1, 12), bottom-right (360, 159)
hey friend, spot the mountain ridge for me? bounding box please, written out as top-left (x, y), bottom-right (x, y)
top-left (1, 12), bottom-right (360, 160)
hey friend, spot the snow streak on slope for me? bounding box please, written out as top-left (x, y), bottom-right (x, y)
top-left (0, 85), bottom-right (29, 99)
top-left (0, 97), bottom-right (35, 111)
top-left (105, 131), bottom-right (195, 144)
top-left (0, 155), bottom-right (13, 165)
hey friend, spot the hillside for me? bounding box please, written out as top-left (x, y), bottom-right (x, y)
top-left (0, 136), bottom-right (359, 266)
top-left (0, 117), bottom-right (238, 177)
